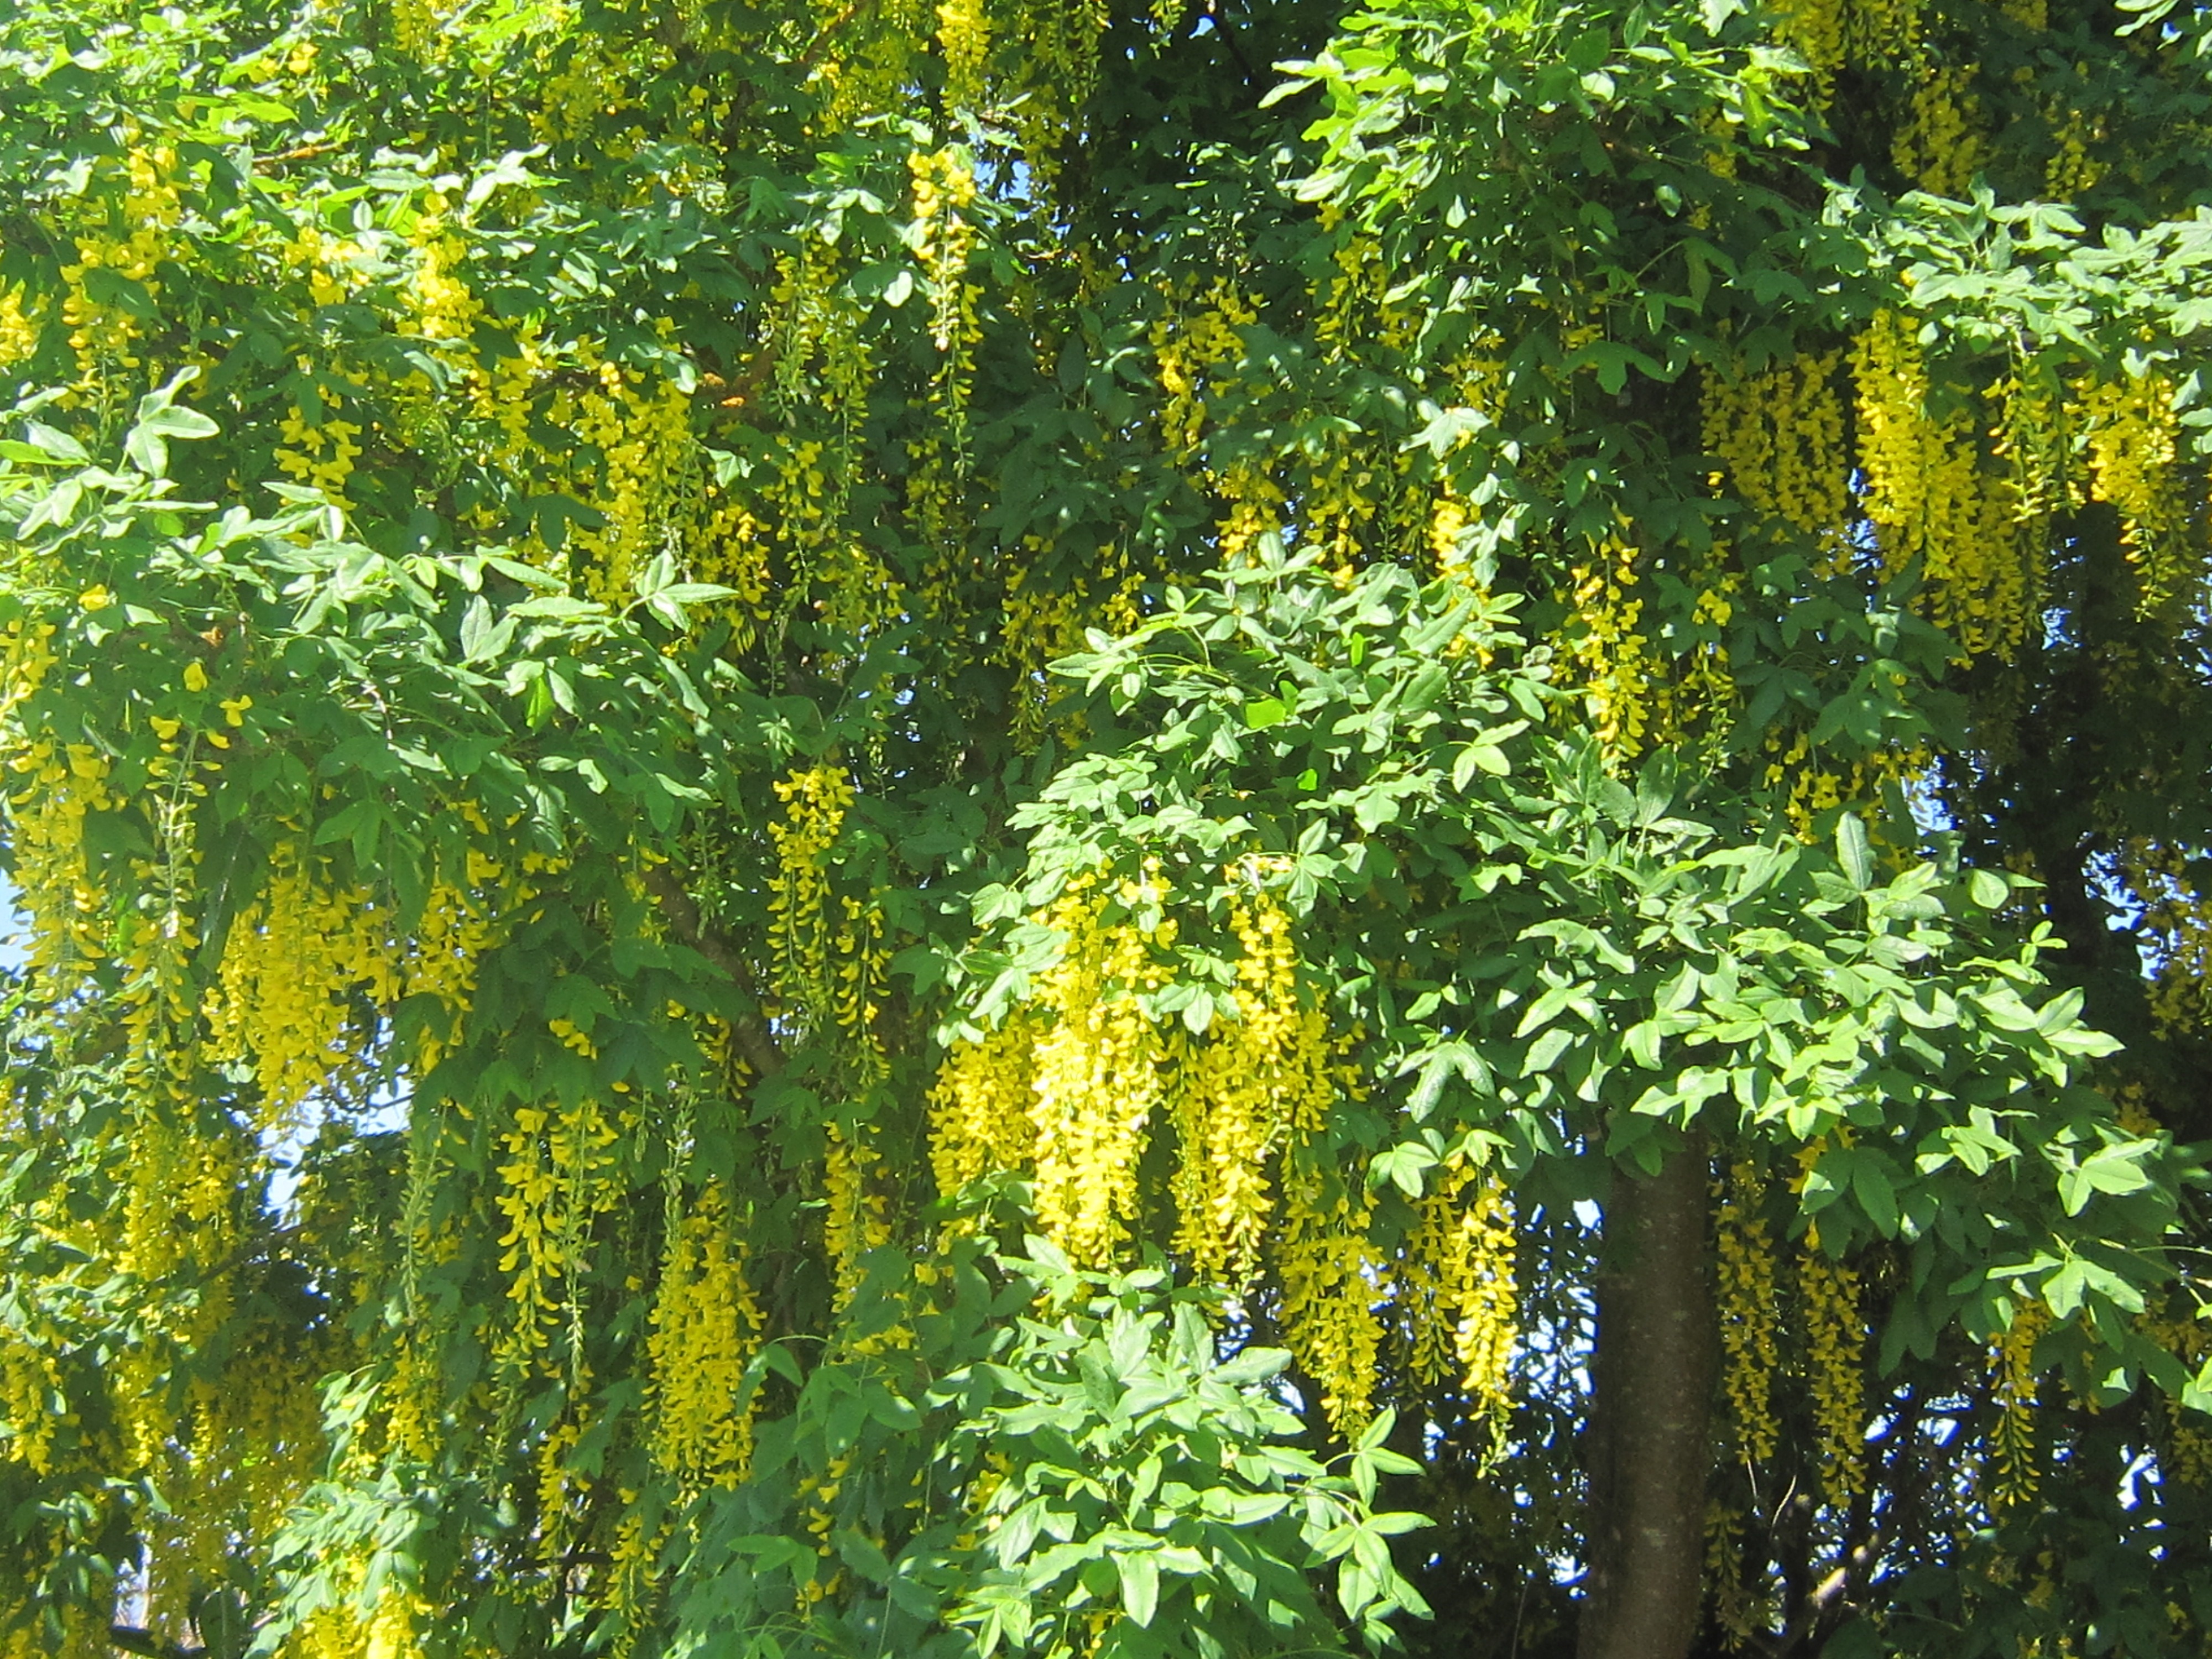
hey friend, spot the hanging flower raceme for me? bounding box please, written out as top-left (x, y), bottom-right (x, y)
top-left (648, 1179), bottom-right (765, 1489)
top-left (1399, 1160), bottom-right (1519, 1451)
top-left (1985, 1298), bottom-right (2047, 1512)
top-left (768, 764), bottom-right (855, 1031)
top-left (1714, 1158), bottom-right (1780, 1468)
top-left (1169, 889), bottom-right (1330, 1286)
top-left (1797, 1221), bottom-right (1866, 1506)
top-left (1853, 310), bottom-right (2034, 659)
top-left (1023, 880), bottom-right (1176, 1268)
top-left (2079, 371), bottom-right (2195, 613)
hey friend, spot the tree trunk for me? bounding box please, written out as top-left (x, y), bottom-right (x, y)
top-left (1578, 1136), bottom-right (1717, 1659)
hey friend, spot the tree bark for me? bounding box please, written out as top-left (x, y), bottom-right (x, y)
top-left (1578, 1136), bottom-right (1717, 1659)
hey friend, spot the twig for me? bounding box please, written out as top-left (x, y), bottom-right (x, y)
top-left (640, 865), bottom-right (785, 1077)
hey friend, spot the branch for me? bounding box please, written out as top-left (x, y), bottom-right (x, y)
top-left (111, 1629), bottom-right (202, 1659)
top-left (1774, 1531), bottom-right (1882, 1655)
top-left (1201, 0), bottom-right (1261, 86)
top-left (1809, 1531), bottom-right (1882, 1618)
top-left (640, 865), bottom-right (784, 1077)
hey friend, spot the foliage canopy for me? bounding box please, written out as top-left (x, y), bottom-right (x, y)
top-left (8, 0), bottom-right (2212, 1653)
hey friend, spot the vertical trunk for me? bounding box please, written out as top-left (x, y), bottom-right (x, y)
top-left (1578, 1137), bottom-right (1717, 1659)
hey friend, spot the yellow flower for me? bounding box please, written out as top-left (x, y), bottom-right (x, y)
top-left (149, 715), bottom-right (181, 740)
top-left (183, 660), bottom-right (208, 692)
top-left (80, 586), bottom-right (114, 612)
top-left (220, 695), bottom-right (253, 727)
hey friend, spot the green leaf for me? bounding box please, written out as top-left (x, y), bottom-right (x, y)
top-left (1835, 813), bottom-right (1872, 891)
top-left (1117, 1550), bottom-right (1159, 1627)
top-left (1453, 742), bottom-right (1510, 789)
top-left (1368, 1142), bottom-right (1438, 1199)
top-left (20, 422), bottom-right (89, 464)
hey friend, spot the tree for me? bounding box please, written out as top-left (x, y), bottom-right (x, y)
top-left (4, 0), bottom-right (2212, 1654)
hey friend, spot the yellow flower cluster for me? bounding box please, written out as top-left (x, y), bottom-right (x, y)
top-left (1428, 495), bottom-right (1472, 571)
top-left (1401, 1166), bottom-right (1518, 1447)
top-left (1703, 352), bottom-right (1848, 551)
top-left (1001, 535), bottom-right (1145, 744)
top-left (1211, 457), bottom-right (1288, 566)
top-left (408, 878), bottom-right (499, 1070)
top-left (0, 1328), bottom-right (64, 1474)
top-left (1315, 233), bottom-right (1416, 363)
top-left (1991, 369), bottom-right (2074, 532)
top-left (1846, 0), bottom-right (1923, 67)
top-left (2080, 373), bottom-right (2193, 612)
top-left (599, 1498), bottom-right (674, 1656)
top-left (930, 1014), bottom-right (1041, 1196)
top-left (0, 286), bottom-right (41, 370)
top-left (1145, 279), bottom-right (1304, 564)
top-left (494, 1095), bottom-right (620, 1371)
top-left (937, 0), bottom-right (991, 110)
top-left (1714, 1159), bottom-right (1780, 1465)
top-left (1769, 0), bottom-right (1845, 84)
top-left (390, 0), bottom-right (450, 59)
top-left (293, 1589), bottom-right (427, 1659)
top-left (997, 0), bottom-right (1100, 188)
top-left (2045, 105), bottom-right (2108, 199)
top-left (1853, 311), bottom-right (2032, 657)
top-left (1892, 66), bottom-right (1986, 197)
top-left (406, 199), bottom-right (484, 350)
top-left (0, 618), bottom-right (56, 722)
top-left (2132, 841), bottom-right (2212, 1035)
top-left (142, 1355), bottom-right (327, 1631)
top-left (568, 358), bottom-right (697, 602)
top-left (1658, 560), bottom-right (1743, 751)
top-left (807, 0), bottom-right (927, 129)
top-left (118, 1114), bottom-right (236, 1288)
top-left (1758, 727), bottom-right (1924, 840)
top-left (1153, 280), bottom-right (1258, 462)
top-left (61, 144), bottom-right (181, 371)
top-left (474, 331), bottom-right (548, 477)
top-left (534, 36), bottom-right (640, 144)
top-left (834, 895), bottom-right (891, 1056)
top-left (276, 385), bottom-right (366, 508)
top-left (790, 443), bottom-right (903, 646)
top-left (649, 1180), bottom-right (765, 1488)
top-left (908, 148), bottom-right (983, 555)
top-left (1170, 893), bottom-right (1330, 1284)
top-left (1561, 535), bottom-right (1658, 760)
top-left (1026, 885), bottom-right (1176, 1266)
top-left (1276, 1177), bottom-right (1381, 1434)
top-left (382, 1333), bottom-right (446, 1466)
top-left (1304, 239), bottom-right (1425, 573)
top-left (6, 740), bottom-right (115, 977)
top-left (202, 851), bottom-right (492, 1132)
top-left (2137, 1304), bottom-right (2212, 1485)
top-left (205, 859), bottom-right (385, 1128)
top-left (767, 765), bottom-right (854, 1030)
top-left (824, 1123), bottom-right (894, 1304)
top-left (692, 493), bottom-right (774, 650)
top-left (933, 883), bottom-right (1346, 1288)
top-left (1797, 1226), bottom-right (1866, 1504)
top-left (1986, 1299), bottom-right (2046, 1511)
top-left (1304, 440), bottom-right (1420, 574)
top-left (1704, 1499), bottom-right (1765, 1647)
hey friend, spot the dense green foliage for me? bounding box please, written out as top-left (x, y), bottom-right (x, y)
top-left (9, 0), bottom-right (2212, 1654)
